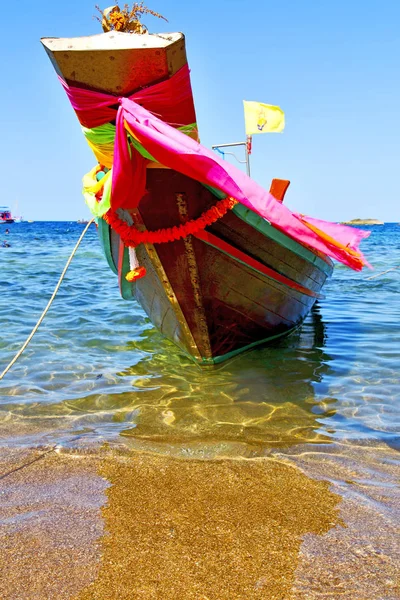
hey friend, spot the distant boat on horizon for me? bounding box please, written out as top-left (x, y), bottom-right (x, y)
top-left (13, 200), bottom-right (24, 223)
top-left (0, 207), bottom-right (15, 224)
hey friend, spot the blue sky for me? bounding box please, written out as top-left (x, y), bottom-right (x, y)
top-left (1, 0), bottom-right (399, 221)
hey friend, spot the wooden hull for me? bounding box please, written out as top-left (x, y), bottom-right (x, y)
top-left (42, 31), bottom-right (334, 363)
top-left (99, 170), bottom-right (333, 364)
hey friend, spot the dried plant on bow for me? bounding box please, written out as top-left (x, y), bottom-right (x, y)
top-left (95, 3), bottom-right (168, 34)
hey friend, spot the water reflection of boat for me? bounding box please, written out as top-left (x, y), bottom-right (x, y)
top-left (0, 303), bottom-right (336, 451)
top-left (41, 22), bottom-right (368, 365)
top-left (109, 304), bottom-right (337, 452)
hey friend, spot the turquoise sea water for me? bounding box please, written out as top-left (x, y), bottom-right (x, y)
top-left (0, 222), bottom-right (400, 452)
top-left (0, 221), bottom-right (399, 453)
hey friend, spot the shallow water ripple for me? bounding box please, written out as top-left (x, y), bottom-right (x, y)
top-left (0, 222), bottom-right (399, 457)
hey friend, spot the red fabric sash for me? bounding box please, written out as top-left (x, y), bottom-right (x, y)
top-left (59, 64), bottom-right (196, 128)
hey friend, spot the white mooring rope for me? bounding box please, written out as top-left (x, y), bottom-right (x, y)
top-left (366, 265), bottom-right (400, 280)
top-left (0, 219), bottom-right (95, 381)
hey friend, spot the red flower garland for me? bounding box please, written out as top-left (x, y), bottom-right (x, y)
top-left (103, 197), bottom-right (238, 248)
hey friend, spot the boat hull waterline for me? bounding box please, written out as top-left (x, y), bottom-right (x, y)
top-left (97, 169), bottom-right (333, 364)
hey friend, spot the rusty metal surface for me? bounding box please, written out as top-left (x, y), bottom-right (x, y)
top-left (41, 32), bottom-right (187, 95)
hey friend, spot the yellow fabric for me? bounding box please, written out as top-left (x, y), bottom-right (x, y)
top-left (81, 121), bottom-right (199, 216)
top-left (243, 101), bottom-right (285, 135)
top-left (82, 124), bottom-right (116, 169)
top-left (82, 166), bottom-right (112, 217)
top-left (82, 165), bottom-right (111, 193)
top-left (85, 138), bottom-right (114, 168)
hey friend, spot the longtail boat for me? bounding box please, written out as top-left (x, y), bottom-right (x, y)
top-left (41, 22), bottom-right (369, 365)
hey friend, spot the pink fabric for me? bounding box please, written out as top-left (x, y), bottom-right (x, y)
top-left (59, 64), bottom-right (196, 128)
top-left (297, 215), bottom-right (370, 253)
top-left (113, 99), bottom-right (370, 269)
top-left (59, 75), bottom-right (370, 270)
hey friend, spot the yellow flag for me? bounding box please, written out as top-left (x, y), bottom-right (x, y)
top-left (243, 101), bottom-right (285, 135)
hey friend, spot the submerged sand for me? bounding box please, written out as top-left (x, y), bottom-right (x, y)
top-left (77, 452), bottom-right (339, 600)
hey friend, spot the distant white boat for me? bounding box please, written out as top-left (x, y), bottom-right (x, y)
top-left (13, 200), bottom-right (24, 223)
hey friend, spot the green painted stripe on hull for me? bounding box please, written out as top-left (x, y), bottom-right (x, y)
top-left (119, 244), bottom-right (135, 300)
top-left (98, 217), bottom-right (118, 275)
top-left (202, 183), bottom-right (332, 276)
top-left (204, 326), bottom-right (302, 365)
top-left (178, 323), bottom-right (303, 365)
top-left (98, 217), bottom-right (135, 299)
top-left (232, 205), bottom-right (333, 276)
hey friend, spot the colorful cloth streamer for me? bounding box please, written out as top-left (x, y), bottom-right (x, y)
top-left (82, 165), bottom-right (112, 217)
top-left (82, 121), bottom-right (199, 217)
top-left (60, 68), bottom-right (370, 270)
top-left (59, 64), bottom-right (197, 129)
top-left (82, 122), bottom-right (198, 170)
top-left (114, 100), bottom-right (370, 269)
top-left (82, 123), bottom-right (115, 168)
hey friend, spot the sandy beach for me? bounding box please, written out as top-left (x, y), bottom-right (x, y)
top-left (1, 444), bottom-right (398, 599)
top-left (0, 446), bottom-right (338, 599)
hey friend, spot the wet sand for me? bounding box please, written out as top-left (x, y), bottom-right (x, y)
top-left (286, 444), bottom-right (400, 599)
top-left (1, 444), bottom-right (399, 599)
top-left (77, 451), bottom-right (340, 600)
top-left (0, 447), bottom-right (107, 599)
top-left (1, 446), bottom-right (340, 600)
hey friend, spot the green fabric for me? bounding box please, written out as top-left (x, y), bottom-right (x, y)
top-left (84, 170), bottom-right (112, 217)
top-left (129, 137), bottom-right (156, 161)
top-left (81, 122), bottom-right (198, 217)
top-left (82, 122), bottom-right (197, 158)
top-left (82, 123), bottom-right (116, 144)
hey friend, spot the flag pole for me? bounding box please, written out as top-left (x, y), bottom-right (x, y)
top-left (245, 135), bottom-right (252, 177)
top-left (211, 141), bottom-right (250, 176)
top-left (211, 138), bottom-right (252, 177)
